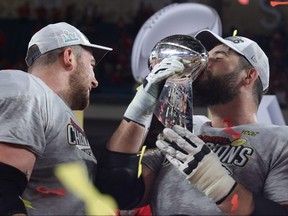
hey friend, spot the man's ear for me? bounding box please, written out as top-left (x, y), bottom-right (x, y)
top-left (63, 47), bottom-right (74, 70)
top-left (242, 68), bottom-right (259, 87)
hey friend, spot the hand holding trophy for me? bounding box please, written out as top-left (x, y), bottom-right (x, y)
top-left (148, 35), bottom-right (208, 132)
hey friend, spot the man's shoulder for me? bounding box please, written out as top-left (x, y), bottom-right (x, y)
top-left (0, 69), bottom-right (29, 79)
top-left (244, 123), bottom-right (288, 140)
top-left (252, 123), bottom-right (288, 131)
top-left (0, 69), bottom-right (51, 94)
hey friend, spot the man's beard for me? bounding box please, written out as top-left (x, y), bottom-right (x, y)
top-left (68, 63), bottom-right (90, 110)
top-left (193, 69), bottom-right (240, 106)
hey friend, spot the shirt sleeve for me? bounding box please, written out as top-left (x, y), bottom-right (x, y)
top-left (142, 148), bottom-right (165, 174)
top-left (0, 93), bottom-right (47, 155)
top-left (264, 136), bottom-right (288, 203)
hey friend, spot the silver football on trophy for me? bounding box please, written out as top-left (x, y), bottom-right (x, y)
top-left (148, 34), bottom-right (208, 81)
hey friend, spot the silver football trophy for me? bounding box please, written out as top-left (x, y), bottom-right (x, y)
top-left (148, 35), bottom-right (208, 132)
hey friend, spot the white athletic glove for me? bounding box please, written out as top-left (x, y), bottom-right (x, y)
top-left (156, 125), bottom-right (236, 203)
top-left (124, 57), bottom-right (184, 127)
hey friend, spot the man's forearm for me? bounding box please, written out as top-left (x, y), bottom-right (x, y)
top-left (218, 183), bottom-right (288, 216)
top-left (106, 119), bottom-right (146, 153)
top-left (217, 183), bottom-right (254, 215)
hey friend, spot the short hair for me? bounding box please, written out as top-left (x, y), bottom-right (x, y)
top-left (27, 45), bottom-right (83, 71)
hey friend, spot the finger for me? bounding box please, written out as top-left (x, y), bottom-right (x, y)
top-left (168, 59), bottom-right (185, 72)
top-left (149, 60), bottom-right (184, 85)
top-left (156, 140), bottom-right (183, 158)
top-left (160, 141), bottom-right (190, 162)
top-left (156, 140), bottom-right (176, 156)
top-left (161, 56), bottom-right (181, 62)
top-left (154, 68), bottom-right (176, 80)
top-left (160, 58), bottom-right (184, 72)
top-left (162, 128), bottom-right (196, 153)
top-left (173, 125), bottom-right (206, 150)
top-left (156, 140), bottom-right (187, 161)
top-left (149, 67), bottom-right (172, 83)
top-left (173, 149), bottom-right (188, 162)
top-left (155, 62), bottom-right (184, 77)
top-left (165, 154), bottom-right (183, 168)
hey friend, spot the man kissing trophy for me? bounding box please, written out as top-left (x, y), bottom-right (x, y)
top-left (148, 35), bottom-right (208, 132)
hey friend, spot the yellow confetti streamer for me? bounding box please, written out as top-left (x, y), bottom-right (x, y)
top-left (55, 162), bottom-right (118, 216)
top-left (138, 145), bottom-right (147, 178)
top-left (20, 197), bottom-right (34, 209)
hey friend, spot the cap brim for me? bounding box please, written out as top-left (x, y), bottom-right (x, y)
top-left (195, 29), bottom-right (243, 56)
top-left (88, 43), bottom-right (113, 51)
top-left (82, 43), bottom-right (112, 66)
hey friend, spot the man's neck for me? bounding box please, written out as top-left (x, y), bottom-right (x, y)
top-left (208, 100), bottom-right (257, 128)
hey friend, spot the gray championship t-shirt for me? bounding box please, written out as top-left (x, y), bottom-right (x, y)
top-left (143, 117), bottom-right (288, 215)
top-left (0, 70), bottom-right (97, 215)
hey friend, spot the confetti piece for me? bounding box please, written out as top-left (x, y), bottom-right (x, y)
top-left (238, 0), bottom-right (249, 5)
top-left (230, 194), bottom-right (239, 212)
top-left (223, 127), bottom-right (241, 139)
top-left (270, 1), bottom-right (288, 7)
top-left (20, 197), bottom-right (35, 209)
top-left (138, 145), bottom-right (147, 178)
top-left (223, 118), bottom-right (232, 127)
top-left (223, 118), bottom-right (241, 139)
top-left (36, 187), bottom-right (66, 195)
top-left (55, 162), bottom-right (118, 215)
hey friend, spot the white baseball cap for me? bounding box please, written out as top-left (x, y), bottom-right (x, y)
top-left (195, 29), bottom-right (269, 92)
top-left (25, 22), bottom-right (112, 66)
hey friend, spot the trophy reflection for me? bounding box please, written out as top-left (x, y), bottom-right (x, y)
top-left (148, 35), bottom-right (208, 132)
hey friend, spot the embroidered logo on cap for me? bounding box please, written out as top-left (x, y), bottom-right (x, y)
top-left (250, 55), bottom-right (257, 63)
top-left (61, 30), bottom-right (80, 43)
top-left (225, 36), bottom-right (244, 44)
